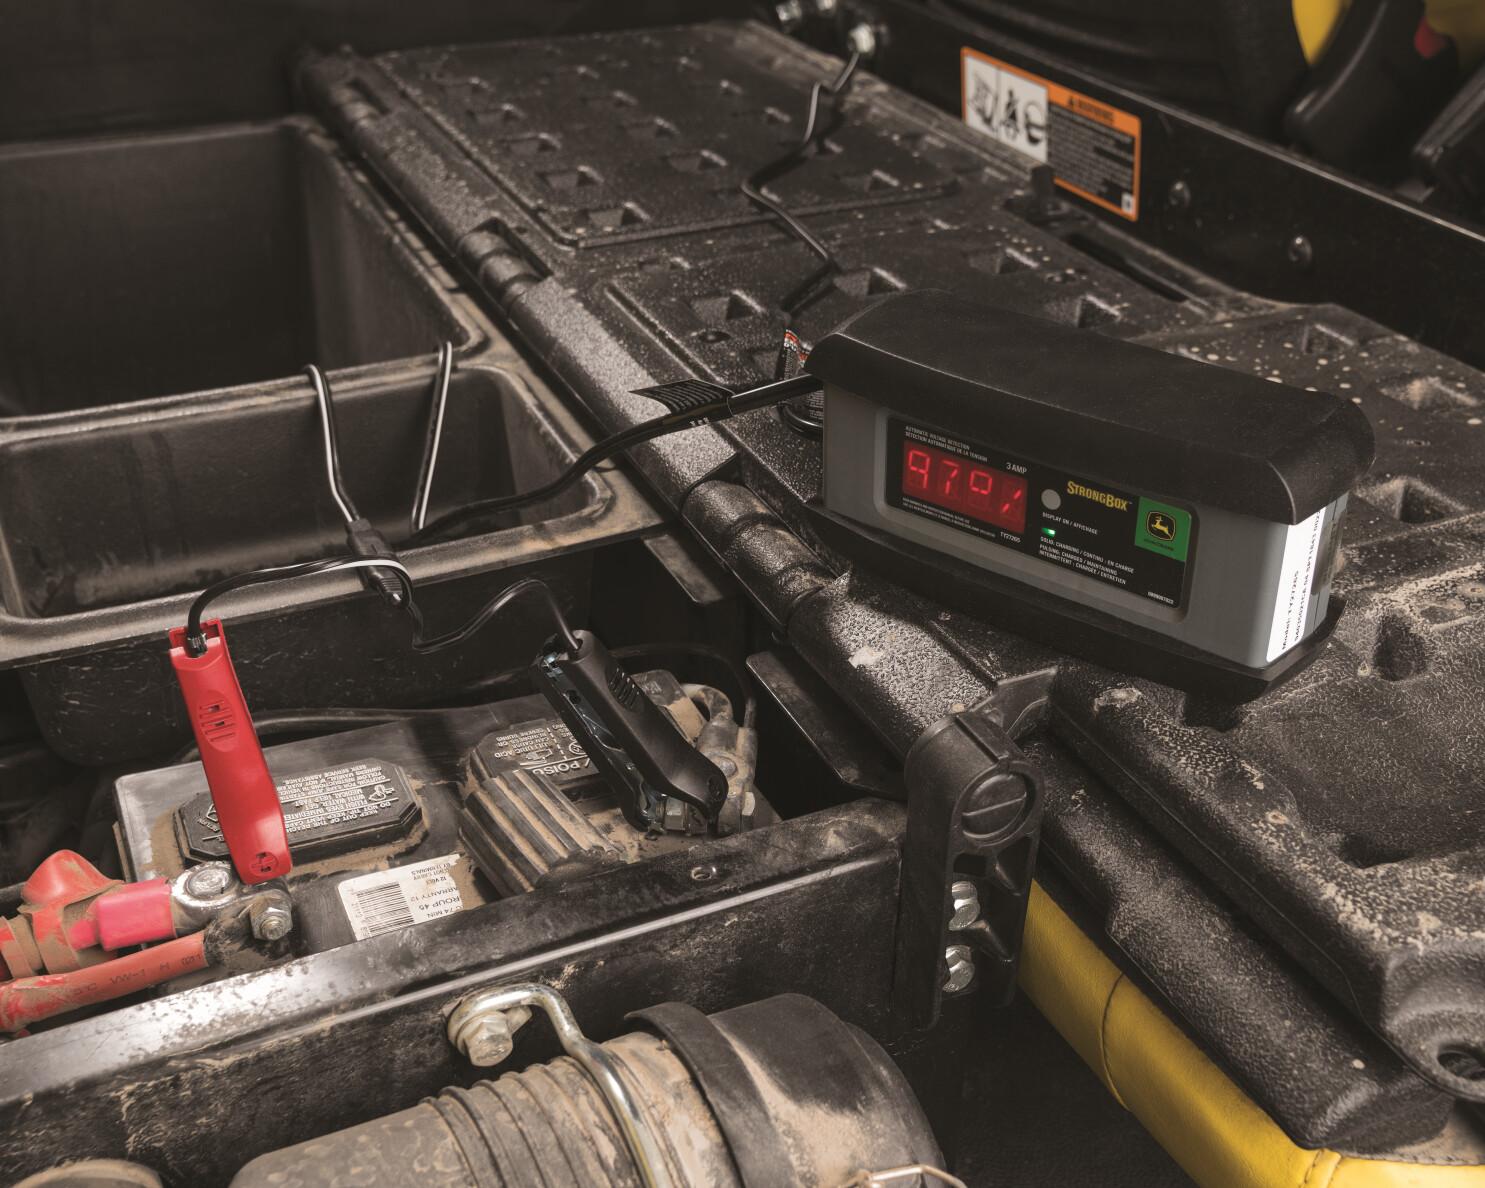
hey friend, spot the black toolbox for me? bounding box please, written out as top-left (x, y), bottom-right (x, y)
top-left (0, 116), bottom-right (661, 763)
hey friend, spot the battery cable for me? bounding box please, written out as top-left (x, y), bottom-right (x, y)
top-left (182, 557), bottom-right (579, 659)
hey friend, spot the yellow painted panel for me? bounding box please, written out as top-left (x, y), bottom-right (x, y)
top-left (1018, 884), bottom-right (1485, 1188)
top-left (1294, 0), bottom-right (1349, 62)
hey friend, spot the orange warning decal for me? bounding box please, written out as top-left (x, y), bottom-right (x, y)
top-left (960, 47), bottom-right (1142, 221)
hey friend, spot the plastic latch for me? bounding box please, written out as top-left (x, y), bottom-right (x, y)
top-left (893, 694), bottom-right (1046, 1029)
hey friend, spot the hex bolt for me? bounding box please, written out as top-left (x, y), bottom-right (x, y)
top-left (448, 1002), bottom-right (532, 1068)
top-left (1287, 235), bottom-right (1314, 270)
top-left (185, 865), bottom-right (231, 897)
top-left (949, 880), bottom-right (980, 930)
top-left (846, 22), bottom-right (878, 58)
top-left (249, 898), bottom-right (293, 943)
top-left (1167, 180), bottom-right (1191, 210)
top-left (775, 0), bottom-right (804, 29)
top-left (943, 945), bottom-right (976, 994)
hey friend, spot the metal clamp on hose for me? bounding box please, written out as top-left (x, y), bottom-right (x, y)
top-left (446, 983), bottom-right (674, 1188)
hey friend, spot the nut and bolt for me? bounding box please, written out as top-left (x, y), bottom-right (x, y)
top-left (949, 880), bottom-right (980, 930)
top-left (249, 898), bottom-right (293, 942)
top-left (185, 865), bottom-right (231, 897)
top-left (943, 945), bottom-right (976, 994)
top-left (1287, 234), bottom-right (1314, 270)
top-left (1166, 180), bottom-right (1191, 210)
top-left (846, 22), bottom-right (878, 58)
top-left (448, 1002), bottom-right (532, 1068)
top-left (775, 0), bottom-right (805, 29)
top-left (811, 0), bottom-right (839, 13)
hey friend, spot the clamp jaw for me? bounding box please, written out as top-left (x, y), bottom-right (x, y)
top-left (532, 629), bottom-right (729, 833)
top-left (168, 619), bottom-right (291, 884)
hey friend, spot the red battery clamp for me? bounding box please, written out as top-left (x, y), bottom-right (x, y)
top-left (168, 620), bottom-right (291, 884)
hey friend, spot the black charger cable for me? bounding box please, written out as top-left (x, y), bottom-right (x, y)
top-left (180, 372), bottom-right (822, 657)
top-left (405, 372), bottom-right (822, 544)
top-left (306, 364), bottom-right (407, 608)
top-left (182, 558), bottom-right (578, 659)
top-left (741, 49), bottom-right (862, 315)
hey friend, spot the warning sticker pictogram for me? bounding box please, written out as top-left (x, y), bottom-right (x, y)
top-left (961, 48), bottom-right (1141, 221)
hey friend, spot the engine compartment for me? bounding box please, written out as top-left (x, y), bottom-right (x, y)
top-left (3, 9), bottom-right (1485, 1187)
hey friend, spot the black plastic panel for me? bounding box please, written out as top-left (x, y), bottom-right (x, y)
top-left (0, 366), bottom-right (586, 618)
top-left (378, 27), bottom-right (960, 247)
top-left (0, 119), bottom-right (459, 415)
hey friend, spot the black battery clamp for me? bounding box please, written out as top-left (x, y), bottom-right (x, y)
top-left (533, 629), bottom-right (729, 832)
top-left (804, 290), bottom-right (1375, 699)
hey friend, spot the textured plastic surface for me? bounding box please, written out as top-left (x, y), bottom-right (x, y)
top-left (380, 35), bottom-right (958, 248)
top-left (169, 621), bottom-right (291, 884)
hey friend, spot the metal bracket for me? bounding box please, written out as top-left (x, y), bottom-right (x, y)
top-left (447, 983), bottom-right (674, 1188)
top-left (892, 683), bottom-right (1047, 1029)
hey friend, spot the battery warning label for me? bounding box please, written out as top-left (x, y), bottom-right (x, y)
top-left (961, 48), bottom-right (1141, 221)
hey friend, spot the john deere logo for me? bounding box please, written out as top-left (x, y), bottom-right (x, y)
top-left (1135, 498), bottom-right (1191, 562)
top-left (1146, 510), bottom-right (1177, 542)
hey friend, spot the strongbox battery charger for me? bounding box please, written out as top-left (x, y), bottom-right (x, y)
top-left (803, 290), bottom-right (1376, 698)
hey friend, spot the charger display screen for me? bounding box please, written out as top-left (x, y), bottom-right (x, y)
top-left (885, 415), bottom-right (1194, 611)
top-left (900, 440), bottom-right (1028, 533)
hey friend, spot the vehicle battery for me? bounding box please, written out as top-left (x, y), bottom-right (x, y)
top-left (113, 671), bottom-right (749, 956)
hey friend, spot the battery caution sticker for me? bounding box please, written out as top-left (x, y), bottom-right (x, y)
top-left (960, 48), bottom-right (1141, 221)
top-left (178, 758), bottom-right (421, 863)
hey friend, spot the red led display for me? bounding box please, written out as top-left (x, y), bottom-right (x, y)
top-left (900, 440), bottom-right (1028, 533)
